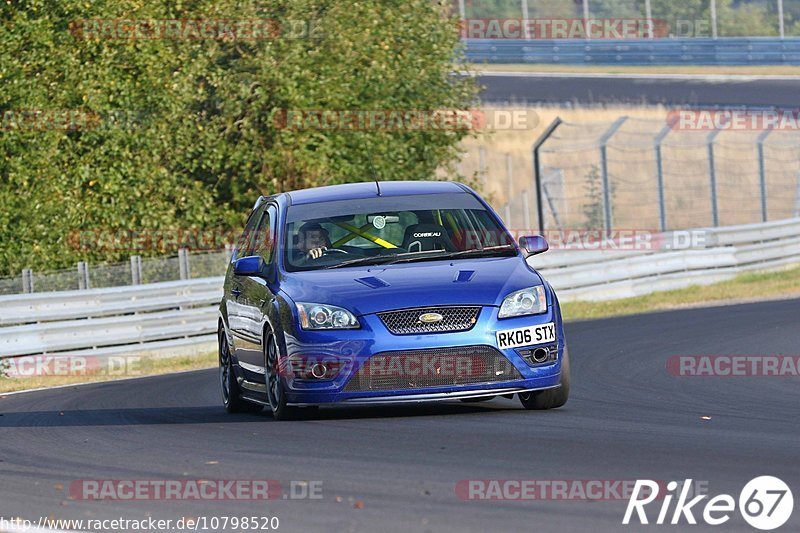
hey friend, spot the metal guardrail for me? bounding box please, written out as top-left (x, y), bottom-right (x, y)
top-left (532, 217), bottom-right (800, 301)
top-left (0, 277), bottom-right (222, 357)
top-left (0, 218), bottom-right (798, 359)
top-left (464, 37), bottom-right (800, 65)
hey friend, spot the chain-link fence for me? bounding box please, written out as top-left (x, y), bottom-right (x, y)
top-left (0, 249), bottom-right (231, 296)
top-left (461, 116), bottom-right (800, 233)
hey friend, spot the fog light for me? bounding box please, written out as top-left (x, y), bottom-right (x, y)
top-left (288, 356), bottom-right (344, 380)
top-left (310, 363), bottom-right (327, 379)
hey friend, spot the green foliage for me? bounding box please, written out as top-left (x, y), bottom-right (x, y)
top-left (0, 0), bottom-right (477, 276)
top-left (581, 164), bottom-right (613, 231)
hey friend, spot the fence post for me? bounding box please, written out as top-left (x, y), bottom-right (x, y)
top-left (654, 124), bottom-right (672, 232)
top-left (541, 168), bottom-right (564, 231)
top-left (505, 153), bottom-right (513, 226)
top-left (532, 118), bottom-right (563, 233)
top-left (478, 146), bottom-right (488, 190)
top-left (599, 117), bottom-right (628, 237)
top-left (795, 172), bottom-right (800, 218)
top-left (179, 248), bottom-right (190, 280)
top-left (522, 189), bottom-right (531, 231)
top-left (710, 0), bottom-right (718, 39)
top-left (707, 129), bottom-right (722, 227)
top-left (756, 127), bottom-right (773, 223)
top-left (582, 0), bottom-right (590, 39)
top-left (130, 255), bottom-right (142, 285)
top-left (521, 0), bottom-right (531, 40)
top-left (77, 262), bottom-right (90, 290)
top-left (22, 269), bottom-right (33, 294)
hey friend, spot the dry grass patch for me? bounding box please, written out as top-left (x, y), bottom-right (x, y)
top-left (561, 265), bottom-right (800, 321)
top-left (0, 351), bottom-right (217, 394)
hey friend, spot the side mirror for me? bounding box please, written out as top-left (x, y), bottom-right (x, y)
top-left (519, 235), bottom-right (549, 257)
top-left (233, 255), bottom-right (265, 276)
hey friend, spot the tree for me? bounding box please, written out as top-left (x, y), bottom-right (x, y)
top-left (0, 0), bottom-right (477, 275)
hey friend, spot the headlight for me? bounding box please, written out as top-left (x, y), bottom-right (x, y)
top-left (296, 303), bottom-right (360, 330)
top-left (498, 286), bottom-right (547, 318)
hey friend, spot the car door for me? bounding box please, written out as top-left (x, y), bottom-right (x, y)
top-left (227, 203), bottom-right (267, 363)
top-left (235, 204), bottom-right (278, 375)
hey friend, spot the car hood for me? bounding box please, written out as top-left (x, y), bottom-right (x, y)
top-left (279, 256), bottom-right (543, 316)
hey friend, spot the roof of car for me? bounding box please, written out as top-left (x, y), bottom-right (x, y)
top-left (284, 181), bottom-right (466, 206)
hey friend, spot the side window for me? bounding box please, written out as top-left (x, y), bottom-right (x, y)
top-left (234, 204), bottom-right (266, 260)
top-left (469, 210), bottom-right (507, 246)
top-left (252, 205), bottom-right (276, 261)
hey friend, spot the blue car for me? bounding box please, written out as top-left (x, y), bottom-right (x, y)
top-left (218, 181), bottom-right (569, 419)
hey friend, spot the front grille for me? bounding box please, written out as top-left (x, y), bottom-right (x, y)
top-left (344, 345), bottom-right (521, 392)
top-left (378, 306), bottom-right (481, 335)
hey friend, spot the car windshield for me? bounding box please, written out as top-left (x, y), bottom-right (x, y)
top-left (284, 193), bottom-right (517, 272)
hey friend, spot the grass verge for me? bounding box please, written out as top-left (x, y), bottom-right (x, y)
top-left (562, 266), bottom-right (800, 321)
top-left (0, 351), bottom-right (217, 394)
top-left (472, 64), bottom-right (800, 76)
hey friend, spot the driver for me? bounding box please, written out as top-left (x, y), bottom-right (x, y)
top-left (296, 222), bottom-right (331, 261)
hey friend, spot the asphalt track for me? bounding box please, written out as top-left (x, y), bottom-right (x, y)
top-left (1, 298), bottom-right (799, 532)
top-left (477, 72), bottom-right (800, 107)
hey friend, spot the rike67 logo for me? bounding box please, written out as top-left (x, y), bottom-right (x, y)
top-left (624, 476), bottom-right (793, 530)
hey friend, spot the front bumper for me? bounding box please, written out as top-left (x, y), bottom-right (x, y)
top-left (280, 302), bottom-right (565, 406)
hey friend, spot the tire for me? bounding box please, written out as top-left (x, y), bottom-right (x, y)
top-left (264, 326), bottom-right (300, 421)
top-left (219, 328), bottom-right (263, 414)
top-left (519, 346), bottom-right (570, 410)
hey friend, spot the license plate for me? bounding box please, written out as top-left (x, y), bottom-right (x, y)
top-left (496, 322), bottom-right (556, 350)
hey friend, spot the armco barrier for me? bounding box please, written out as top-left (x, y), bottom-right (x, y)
top-left (533, 218), bottom-right (800, 301)
top-left (0, 218), bottom-right (798, 359)
top-left (464, 37), bottom-right (800, 65)
top-left (0, 277), bottom-right (223, 358)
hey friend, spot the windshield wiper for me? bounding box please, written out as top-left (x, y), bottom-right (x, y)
top-left (322, 255), bottom-right (396, 270)
top-left (323, 245), bottom-right (517, 270)
top-left (437, 245), bottom-right (518, 260)
top-left (381, 245), bottom-right (517, 266)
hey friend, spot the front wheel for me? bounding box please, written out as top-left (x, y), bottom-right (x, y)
top-left (219, 328), bottom-right (262, 414)
top-left (519, 347), bottom-right (570, 410)
top-left (265, 328), bottom-right (299, 421)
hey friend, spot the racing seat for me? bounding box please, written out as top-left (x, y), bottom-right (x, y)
top-left (402, 224), bottom-right (457, 253)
